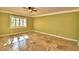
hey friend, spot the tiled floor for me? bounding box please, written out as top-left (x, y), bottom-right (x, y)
top-left (0, 32), bottom-right (79, 51)
top-left (26, 32), bottom-right (79, 51)
top-left (0, 33), bottom-right (29, 51)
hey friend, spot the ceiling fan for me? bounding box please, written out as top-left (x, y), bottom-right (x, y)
top-left (23, 7), bottom-right (37, 13)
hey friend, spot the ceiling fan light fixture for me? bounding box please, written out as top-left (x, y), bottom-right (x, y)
top-left (28, 7), bottom-right (32, 9)
top-left (23, 7), bottom-right (37, 13)
top-left (28, 9), bottom-right (32, 12)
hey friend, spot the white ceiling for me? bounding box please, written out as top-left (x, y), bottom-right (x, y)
top-left (0, 7), bottom-right (79, 17)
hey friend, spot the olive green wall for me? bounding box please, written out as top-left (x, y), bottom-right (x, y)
top-left (0, 12), bottom-right (33, 35)
top-left (0, 12), bottom-right (79, 40)
top-left (34, 12), bottom-right (79, 40)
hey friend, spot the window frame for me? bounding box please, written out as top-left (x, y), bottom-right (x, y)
top-left (10, 15), bottom-right (27, 29)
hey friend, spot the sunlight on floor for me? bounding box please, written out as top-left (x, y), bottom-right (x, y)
top-left (3, 34), bottom-right (29, 51)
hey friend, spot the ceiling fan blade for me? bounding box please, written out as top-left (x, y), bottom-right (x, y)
top-left (23, 7), bottom-right (37, 12)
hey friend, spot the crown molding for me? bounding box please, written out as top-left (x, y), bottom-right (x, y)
top-left (0, 9), bottom-right (26, 16)
top-left (31, 9), bottom-right (79, 17)
top-left (0, 8), bottom-right (79, 17)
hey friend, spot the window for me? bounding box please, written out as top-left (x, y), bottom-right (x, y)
top-left (16, 17), bottom-right (20, 27)
top-left (10, 16), bottom-right (16, 28)
top-left (10, 16), bottom-right (27, 28)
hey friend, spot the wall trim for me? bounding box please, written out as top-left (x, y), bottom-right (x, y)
top-left (0, 30), bottom-right (78, 42)
top-left (32, 9), bottom-right (79, 17)
top-left (0, 9), bottom-right (26, 17)
top-left (0, 30), bottom-right (32, 37)
top-left (0, 8), bottom-right (79, 17)
top-left (34, 30), bottom-right (77, 42)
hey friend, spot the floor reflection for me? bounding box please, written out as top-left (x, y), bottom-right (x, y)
top-left (4, 34), bottom-right (29, 51)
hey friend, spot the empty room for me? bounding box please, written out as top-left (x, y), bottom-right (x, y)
top-left (0, 7), bottom-right (79, 51)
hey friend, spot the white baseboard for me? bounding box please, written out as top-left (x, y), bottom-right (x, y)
top-left (34, 30), bottom-right (77, 42)
top-left (0, 30), bottom-right (31, 37)
top-left (0, 30), bottom-right (77, 42)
